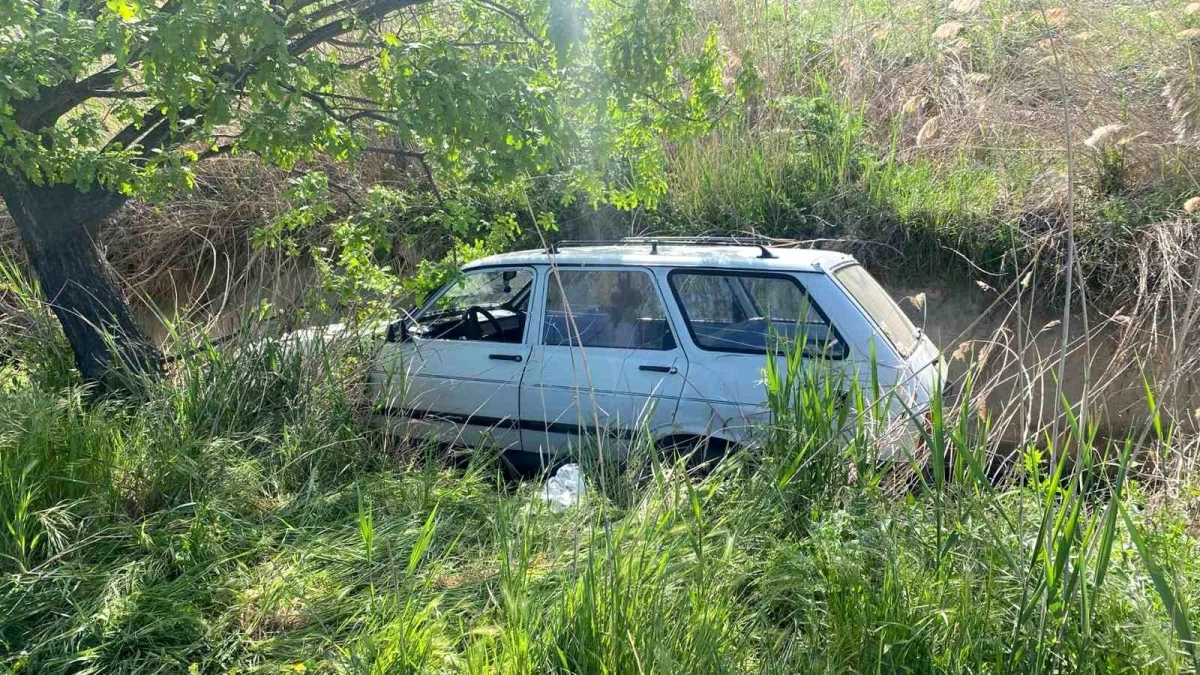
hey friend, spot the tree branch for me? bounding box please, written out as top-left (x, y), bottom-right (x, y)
top-left (107, 110), bottom-right (169, 152)
top-left (469, 0), bottom-right (543, 45)
top-left (337, 55), bottom-right (378, 71)
top-left (452, 40), bottom-right (529, 48)
top-left (327, 37), bottom-right (384, 49)
top-left (363, 145), bottom-right (444, 207)
top-left (106, 103), bottom-right (199, 159)
top-left (307, 90), bottom-right (386, 107)
top-left (291, 0), bottom-right (368, 34)
top-left (90, 89), bottom-right (150, 100)
top-left (284, 86), bottom-right (399, 130)
top-left (286, 0), bottom-right (332, 14)
top-left (14, 0), bottom-right (186, 130)
top-left (345, 109), bottom-right (396, 124)
top-left (363, 145), bottom-right (426, 159)
top-left (13, 71), bottom-right (136, 130)
top-left (18, 0), bottom-right (423, 135)
top-left (288, 0), bottom-right (424, 57)
top-left (137, 115), bottom-right (184, 160)
top-left (76, 64), bottom-right (126, 92)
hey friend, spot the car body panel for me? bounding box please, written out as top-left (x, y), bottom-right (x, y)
top-left (518, 265), bottom-right (688, 458)
top-left (369, 263), bottom-right (538, 448)
top-left (383, 338), bottom-right (529, 448)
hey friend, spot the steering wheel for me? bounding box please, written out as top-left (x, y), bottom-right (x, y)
top-left (463, 306), bottom-right (504, 340)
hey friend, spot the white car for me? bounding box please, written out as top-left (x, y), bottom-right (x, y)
top-left (367, 238), bottom-right (942, 464)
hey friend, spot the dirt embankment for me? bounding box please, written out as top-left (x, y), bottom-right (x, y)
top-left (892, 279), bottom-right (1200, 443)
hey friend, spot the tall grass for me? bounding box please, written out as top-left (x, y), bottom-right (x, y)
top-left (601, 0), bottom-right (1200, 309)
top-left (2, 0), bottom-right (1198, 668)
top-left (650, 79), bottom-right (1196, 307)
top-left (2, 255), bottom-right (1199, 673)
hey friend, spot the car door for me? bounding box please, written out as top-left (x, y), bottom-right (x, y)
top-left (664, 269), bottom-right (853, 445)
top-left (519, 266), bottom-right (688, 459)
top-left (369, 266), bottom-right (536, 450)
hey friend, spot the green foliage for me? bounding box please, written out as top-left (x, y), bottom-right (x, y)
top-left (254, 168), bottom-right (563, 319)
top-left (254, 172), bottom-right (338, 254)
top-left (0, 0), bottom-right (742, 342)
top-left (4, 0), bottom-right (1200, 664)
top-left (0, 257), bottom-right (77, 391)
top-left (0, 0), bottom-right (732, 210)
top-left (1093, 146), bottom-right (1130, 196)
top-left (1, 320), bottom-right (1199, 672)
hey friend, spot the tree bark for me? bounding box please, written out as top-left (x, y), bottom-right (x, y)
top-left (0, 173), bottom-right (161, 387)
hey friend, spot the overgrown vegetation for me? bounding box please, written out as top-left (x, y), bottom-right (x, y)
top-left (12, 0), bottom-right (1193, 329)
top-left (0, 0), bottom-right (739, 383)
top-left (559, 0), bottom-right (1200, 305)
top-left (2, 264), bottom-right (1200, 673)
top-left (4, 0), bottom-right (1200, 671)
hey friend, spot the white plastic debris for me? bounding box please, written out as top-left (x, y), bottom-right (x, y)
top-left (540, 463), bottom-right (586, 514)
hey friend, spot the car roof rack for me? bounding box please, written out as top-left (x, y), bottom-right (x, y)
top-left (546, 235), bottom-right (777, 259)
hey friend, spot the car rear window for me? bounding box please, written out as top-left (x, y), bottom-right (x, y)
top-left (833, 264), bottom-right (919, 358)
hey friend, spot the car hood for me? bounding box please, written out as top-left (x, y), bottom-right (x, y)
top-left (274, 320), bottom-right (390, 351)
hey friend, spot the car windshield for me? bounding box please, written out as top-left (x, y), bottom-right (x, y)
top-left (416, 269), bottom-right (533, 324)
top-left (833, 264), bottom-right (919, 358)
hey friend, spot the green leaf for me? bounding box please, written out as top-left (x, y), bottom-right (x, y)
top-left (1121, 502), bottom-right (1199, 670)
top-left (105, 0), bottom-right (140, 21)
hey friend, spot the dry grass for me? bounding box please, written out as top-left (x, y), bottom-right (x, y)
top-left (0, 150), bottom-right (442, 342)
top-left (687, 0), bottom-right (1200, 224)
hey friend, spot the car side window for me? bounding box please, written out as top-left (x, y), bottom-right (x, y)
top-left (410, 267), bottom-right (533, 343)
top-left (542, 269), bottom-right (676, 350)
top-left (669, 271), bottom-right (845, 358)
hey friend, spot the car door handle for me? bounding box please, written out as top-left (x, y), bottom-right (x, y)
top-left (489, 354), bottom-right (523, 362)
top-left (638, 365), bottom-right (677, 374)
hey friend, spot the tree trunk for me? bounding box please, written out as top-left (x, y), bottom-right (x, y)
top-left (0, 173), bottom-right (161, 387)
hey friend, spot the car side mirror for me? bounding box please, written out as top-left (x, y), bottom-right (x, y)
top-left (802, 337), bottom-right (845, 359)
top-left (385, 319), bottom-right (408, 343)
